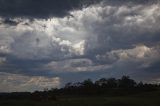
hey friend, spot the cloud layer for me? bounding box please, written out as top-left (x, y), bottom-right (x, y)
top-left (0, 0), bottom-right (160, 91)
top-left (0, 72), bottom-right (60, 92)
top-left (0, 0), bottom-right (100, 19)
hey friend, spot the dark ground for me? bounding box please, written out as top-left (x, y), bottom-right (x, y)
top-left (0, 90), bottom-right (160, 106)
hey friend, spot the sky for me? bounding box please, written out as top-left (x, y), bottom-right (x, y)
top-left (0, 0), bottom-right (160, 92)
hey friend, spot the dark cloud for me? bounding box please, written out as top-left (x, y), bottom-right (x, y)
top-left (102, 0), bottom-right (157, 5)
top-left (3, 19), bottom-right (18, 26)
top-left (0, 0), bottom-right (158, 20)
top-left (0, 0), bottom-right (100, 19)
top-left (83, 1), bottom-right (160, 58)
top-left (1, 18), bottom-right (19, 26)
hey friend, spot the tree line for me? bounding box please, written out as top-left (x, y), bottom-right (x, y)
top-left (54, 76), bottom-right (160, 96)
top-left (0, 76), bottom-right (159, 101)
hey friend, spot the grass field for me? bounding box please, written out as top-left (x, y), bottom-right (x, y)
top-left (1, 91), bottom-right (160, 106)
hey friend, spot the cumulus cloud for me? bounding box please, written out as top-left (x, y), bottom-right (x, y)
top-left (96, 45), bottom-right (160, 66)
top-left (45, 58), bottom-right (111, 72)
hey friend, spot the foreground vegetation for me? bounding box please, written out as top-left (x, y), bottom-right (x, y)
top-left (0, 76), bottom-right (160, 106)
top-left (1, 91), bottom-right (160, 106)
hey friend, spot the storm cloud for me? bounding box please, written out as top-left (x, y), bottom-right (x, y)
top-left (0, 0), bottom-right (160, 91)
top-left (0, 0), bottom-right (100, 19)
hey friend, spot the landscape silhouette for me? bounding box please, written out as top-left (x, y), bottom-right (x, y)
top-left (0, 76), bottom-right (160, 106)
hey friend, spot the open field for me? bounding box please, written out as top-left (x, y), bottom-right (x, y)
top-left (0, 91), bottom-right (160, 106)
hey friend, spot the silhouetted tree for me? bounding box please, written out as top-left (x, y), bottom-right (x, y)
top-left (95, 78), bottom-right (108, 87)
top-left (95, 78), bottom-right (117, 88)
top-left (82, 79), bottom-right (94, 88)
top-left (106, 78), bottom-right (118, 88)
top-left (65, 82), bottom-right (73, 88)
top-left (118, 76), bottom-right (136, 88)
